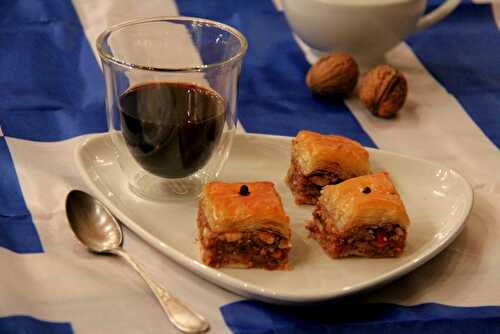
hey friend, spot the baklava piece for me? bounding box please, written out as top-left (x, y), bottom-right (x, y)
top-left (198, 181), bottom-right (291, 270)
top-left (286, 130), bottom-right (370, 205)
top-left (307, 172), bottom-right (410, 258)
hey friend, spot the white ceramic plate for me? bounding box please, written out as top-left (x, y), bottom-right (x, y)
top-left (75, 133), bottom-right (472, 304)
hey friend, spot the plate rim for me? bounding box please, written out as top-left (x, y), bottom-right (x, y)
top-left (74, 132), bottom-right (473, 304)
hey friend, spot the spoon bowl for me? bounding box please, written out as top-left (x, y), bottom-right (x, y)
top-left (66, 190), bottom-right (123, 253)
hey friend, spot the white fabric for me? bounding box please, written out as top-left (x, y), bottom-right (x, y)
top-left (493, 2), bottom-right (500, 27)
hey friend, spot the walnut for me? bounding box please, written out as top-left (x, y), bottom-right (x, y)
top-left (223, 232), bottom-right (243, 242)
top-left (359, 64), bottom-right (408, 118)
top-left (258, 231), bottom-right (275, 245)
top-left (306, 52), bottom-right (359, 97)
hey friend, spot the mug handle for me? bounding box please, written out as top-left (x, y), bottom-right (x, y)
top-left (417, 0), bottom-right (461, 31)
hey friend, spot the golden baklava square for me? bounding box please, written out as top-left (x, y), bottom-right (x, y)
top-left (286, 130), bottom-right (370, 204)
top-left (198, 181), bottom-right (291, 270)
top-left (307, 172), bottom-right (410, 258)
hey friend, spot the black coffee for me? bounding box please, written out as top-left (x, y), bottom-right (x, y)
top-left (119, 82), bottom-right (225, 178)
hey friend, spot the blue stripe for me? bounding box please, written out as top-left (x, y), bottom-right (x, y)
top-left (0, 316), bottom-right (73, 334)
top-left (0, 138), bottom-right (42, 253)
top-left (0, 0), bottom-right (106, 141)
top-left (221, 301), bottom-right (500, 334)
top-left (176, 0), bottom-right (376, 148)
top-left (0, 214), bottom-right (43, 254)
top-left (408, 1), bottom-right (500, 147)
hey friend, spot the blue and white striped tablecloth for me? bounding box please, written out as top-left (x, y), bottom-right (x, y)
top-left (1, 0), bottom-right (499, 333)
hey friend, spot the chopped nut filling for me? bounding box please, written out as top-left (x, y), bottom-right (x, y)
top-left (307, 203), bottom-right (406, 258)
top-left (197, 207), bottom-right (290, 270)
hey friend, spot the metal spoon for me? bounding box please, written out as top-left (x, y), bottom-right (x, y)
top-left (65, 190), bottom-right (209, 333)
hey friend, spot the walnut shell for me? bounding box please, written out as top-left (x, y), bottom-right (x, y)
top-left (359, 65), bottom-right (408, 118)
top-left (306, 52), bottom-right (359, 97)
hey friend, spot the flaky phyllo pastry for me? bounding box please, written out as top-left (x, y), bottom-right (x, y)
top-left (198, 182), bottom-right (291, 270)
top-left (286, 130), bottom-right (370, 205)
top-left (307, 172), bottom-right (410, 258)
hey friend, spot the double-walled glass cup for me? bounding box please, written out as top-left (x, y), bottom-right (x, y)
top-left (97, 17), bottom-right (247, 200)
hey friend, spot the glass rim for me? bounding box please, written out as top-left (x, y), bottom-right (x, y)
top-left (96, 16), bottom-right (248, 73)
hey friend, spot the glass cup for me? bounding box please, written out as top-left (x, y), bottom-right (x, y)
top-left (97, 17), bottom-right (247, 200)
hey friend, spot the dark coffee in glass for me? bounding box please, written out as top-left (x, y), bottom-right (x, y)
top-left (98, 17), bottom-right (246, 199)
top-left (119, 82), bottom-right (225, 178)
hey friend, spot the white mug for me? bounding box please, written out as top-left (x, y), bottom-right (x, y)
top-left (283, 0), bottom-right (461, 63)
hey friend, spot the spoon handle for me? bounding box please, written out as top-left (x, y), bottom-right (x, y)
top-left (111, 248), bottom-right (209, 333)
